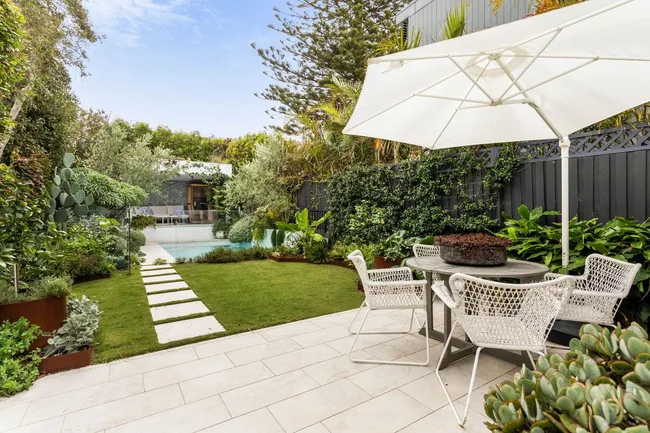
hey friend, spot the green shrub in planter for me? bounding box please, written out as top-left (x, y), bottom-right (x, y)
top-left (484, 322), bottom-right (650, 433)
top-left (30, 275), bottom-right (73, 299)
top-left (305, 242), bottom-right (330, 264)
top-left (0, 318), bottom-right (41, 396)
top-left (42, 296), bottom-right (100, 358)
top-left (228, 216), bottom-right (255, 243)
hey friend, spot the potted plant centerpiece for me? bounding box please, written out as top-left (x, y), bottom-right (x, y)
top-left (435, 233), bottom-right (512, 266)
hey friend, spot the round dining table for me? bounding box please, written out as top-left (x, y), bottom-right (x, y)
top-left (405, 256), bottom-right (549, 369)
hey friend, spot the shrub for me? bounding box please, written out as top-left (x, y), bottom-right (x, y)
top-left (130, 215), bottom-right (156, 230)
top-left (76, 168), bottom-right (148, 209)
top-left (152, 258), bottom-right (168, 265)
top-left (305, 242), bottom-right (330, 264)
top-left (109, 256), bottom-right (128, 270)
top-left (57, 218), bottom-right (118, 278)
top-left (175, 257), bottom-right (188, 264)
top-left (379, 231), bottom-right (434, 261)
top-left (195, 246), bottom-right (270, 264)
top-left (484, 322), bottom-right (650, 433)
top-left (30, 276), bottom-right (73, 299)
top-left (0, 318), bottom-right (41, 397)
top-left (126, 230), bottom-right (146, 253)
top-left (42, 296), bottom-right (100, 358)
top-left (228, 216), bottom-right (255, 243)
top-left (212, 214), bottom-right (235, 239)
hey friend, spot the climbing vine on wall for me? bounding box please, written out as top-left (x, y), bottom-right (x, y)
top-left (327, 144), bottom-right (521, 243)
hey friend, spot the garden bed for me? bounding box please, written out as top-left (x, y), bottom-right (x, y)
top-left (39, 348), bottom-right (94, 375)
top-left (0, 296), bottom-right (67, 349)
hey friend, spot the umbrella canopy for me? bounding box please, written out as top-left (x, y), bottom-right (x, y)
top-left (344, 0), bottom-right (650, 267)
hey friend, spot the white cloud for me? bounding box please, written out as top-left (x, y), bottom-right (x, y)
top-left (86, 0), bottom-right (220, 46)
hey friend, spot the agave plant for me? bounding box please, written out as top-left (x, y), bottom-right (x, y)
top-left (484, 323), bottom-right (650, 433)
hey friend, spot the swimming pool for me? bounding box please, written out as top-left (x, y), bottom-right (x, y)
top-left (159, 241), bottom-right (261, 259)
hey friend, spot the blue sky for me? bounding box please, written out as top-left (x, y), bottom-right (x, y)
top-left (73, 0), bottom-right (283, 138)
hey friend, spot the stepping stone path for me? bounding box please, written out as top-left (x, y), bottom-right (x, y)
top-left (140, 264), bottom-right (225, 343)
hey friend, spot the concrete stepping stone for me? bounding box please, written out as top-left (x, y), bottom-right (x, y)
top-left (141, 264), bottom-right (173, 271)
top-left (145, 281), bottom-right (189, 294)
top-left (142, 274), bottom-right (182, 284)
top-left (150, 301), bottom-right (210, 322)
top-left (141, 268), bottom-right (178, 277)
top-left (155, 316), bottom-right (225, 344)
top-left (148, 290), bottom-right (197, 305)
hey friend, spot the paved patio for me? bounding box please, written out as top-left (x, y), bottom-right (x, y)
top-left (0, 304), bottom-right (521, 433)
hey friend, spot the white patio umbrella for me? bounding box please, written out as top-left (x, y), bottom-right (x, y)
top-left (343, 0), bottom-right (650, 267)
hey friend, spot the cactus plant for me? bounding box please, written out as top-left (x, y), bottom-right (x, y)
top-left (46, 153), bottom-right (104, 228)
top-left (484, 323), bottom-right (650, 433)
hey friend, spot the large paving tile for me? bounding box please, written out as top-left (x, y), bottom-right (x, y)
top-left (148, 290), bottom-right (197, 305)
top-left (21, 375), bottom-right (144, 425)
top-left (322, 389), bottom-right (430, 433)
top-left (150, 301), bottom-right (209, 321)
top-left (143, 353), bottom-right (234, 390)
top-left (220, 370), bottom-right (319, 417)
top-left (349, 314), bottom-right (401, 333)
top-left (296, 424), bottom-right (330, 433)
top-left (193, 332), bottom-right (267, 359)
top-left (0, 402), bottom-right (28, 431)
top-left (142, 274), bottom-right (183, 284)
top-left (262, 344), bottom-right (340, 375)
top-left (347, 359), bottom-right (432, 397)
top-left (257, 321), bottom-right (322, 342)
top-left (310, 310), bottom-right (359, 329)
top-left (326, 333), bottom-right (400, 355)
top-left (0, 366), bottom-right (109, 407)
top-left (106, 395), bottom-right (231, 433)
top-left (140, 264), bottom-right (173, 271)
top-left (269, 379), bottom-right (371, 433)
top-left (140, 268), bottom-right (178, 277)
top-left (455, 353), bottom-right (517, 381)
top-left (199, 408), bottom-right (284, 433)
top-left (399, 366), bottom-right (489, 412)
top-left (302, 351), bottom-right (377, 385)
top-left (180, 361), bottom-right (275, 403)
top-left (397, 402), bottom-right (488, 433)
top-left (363, 335), bottom-right (429, 361)
top-left (226, 338), bottom-right (302, 366)
top-left (109, 347), bottom-right (197, 380)
top-left (145, 281), bottom-right (189, 293)
top-left (291, 325), bottom-right (350, 348)
top-left (4, 417), bottom-right (63, 433)
top-left (61, 385), bottom-right (184, 433)
top-left (155, 316), bottom-right (225, 344)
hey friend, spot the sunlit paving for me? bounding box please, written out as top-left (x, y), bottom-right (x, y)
top-left (1, 0), bottom-right (650, 432)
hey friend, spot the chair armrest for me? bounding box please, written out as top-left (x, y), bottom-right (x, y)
top-left (432, 281), bottom-right (458, 309)
top-left (571, 289), bottom-right (627, 299)
top-left (367, 267), bottom-right (413, 282)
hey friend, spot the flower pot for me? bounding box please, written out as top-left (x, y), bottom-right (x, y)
top-left (373, 256), bottom-right (403, 269)
top-left (39, 348), bottom-right (94, 375)
top-left (439, 245), bottom-right (508, 266)
top-left (0, 296), bottom-right (67, 349)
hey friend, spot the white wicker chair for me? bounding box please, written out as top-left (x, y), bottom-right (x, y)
top-left (412, 244), bottom-right (440, 258)
top-left (544, 254), bottom-right (641, 325)
top-left (433, 273), bottom-right (574, 426)
top-left (347, 250), bottom-right (430, 366)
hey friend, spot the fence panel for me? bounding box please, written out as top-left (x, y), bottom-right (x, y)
top-left (296, 124), bottom-right (650, 231)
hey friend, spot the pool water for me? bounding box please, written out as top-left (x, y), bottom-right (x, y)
top-left (159, 241), bottom-right (259, 259)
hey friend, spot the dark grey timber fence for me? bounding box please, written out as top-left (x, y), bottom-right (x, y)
top-left (296, 123), bottom-right (650, 230)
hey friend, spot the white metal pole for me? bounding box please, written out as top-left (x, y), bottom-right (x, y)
top-left (560, 137), bottom-right (571, 268)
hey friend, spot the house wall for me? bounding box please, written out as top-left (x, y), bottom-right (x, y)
top-left (396, 0), bottom-right (535, 46)
top-left (147, 181), bottom-right (191, 206)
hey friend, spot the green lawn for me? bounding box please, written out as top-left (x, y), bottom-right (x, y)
top-left (74, 261), bottom-right (362, 364)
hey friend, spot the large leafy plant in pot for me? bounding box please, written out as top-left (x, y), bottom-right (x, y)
top-left (276, 209), bottom-right (331, 256)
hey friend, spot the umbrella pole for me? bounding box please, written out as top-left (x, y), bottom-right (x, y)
top-left (560, 137), bottom-right (570, 268)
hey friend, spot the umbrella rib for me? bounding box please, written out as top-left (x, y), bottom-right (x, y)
top-left (497, 28), bottom-right (562, 102)
top-left (500, 54), bottom-right (650, 63)
top-left (430, 59), bottom-right (493, 148)
top-left (502, 58), bottom-right (598, 102)
top-left (448, 56), bottom-right (495, 102)
top-left (494, 57), bottom-right (563, 139)
top-left (344, 57), bottom-right (487, 133)
top-left (414, 94), bottom-right (491, 105)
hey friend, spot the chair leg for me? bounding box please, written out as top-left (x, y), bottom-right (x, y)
top-left (526, 351), bottom-right (536, 368)
top-left (347, 300), bottom-right (367, 334)
top-left (351, 307), bottom-right (424, 336)
top-left (349, 309), bottom-right (430, 366)
top-left (435, 322), bottom-right (480, 426)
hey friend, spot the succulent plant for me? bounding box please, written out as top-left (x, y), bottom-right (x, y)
top-left (484, 323), bottom-right (650, 433)
top-left (46, 153), bottom-right (104, 228)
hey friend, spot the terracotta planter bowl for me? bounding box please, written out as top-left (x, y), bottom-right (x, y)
top-left (440, 245), bottom-right (508, 266)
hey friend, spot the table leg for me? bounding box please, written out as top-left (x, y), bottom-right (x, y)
top-left (425, 271), bottom-right (434, 335)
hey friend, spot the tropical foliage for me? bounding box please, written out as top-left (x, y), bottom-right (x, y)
top-left (499, 205), bottom-right (650, 328)
top-left (277, 208), bottom-right (331, 251)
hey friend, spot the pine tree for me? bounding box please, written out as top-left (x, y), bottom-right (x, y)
top-left (252, 0), bottom-right (409, 133)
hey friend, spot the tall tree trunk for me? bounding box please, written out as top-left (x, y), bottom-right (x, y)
top-left (0, 74), bottom-right (34, 158)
